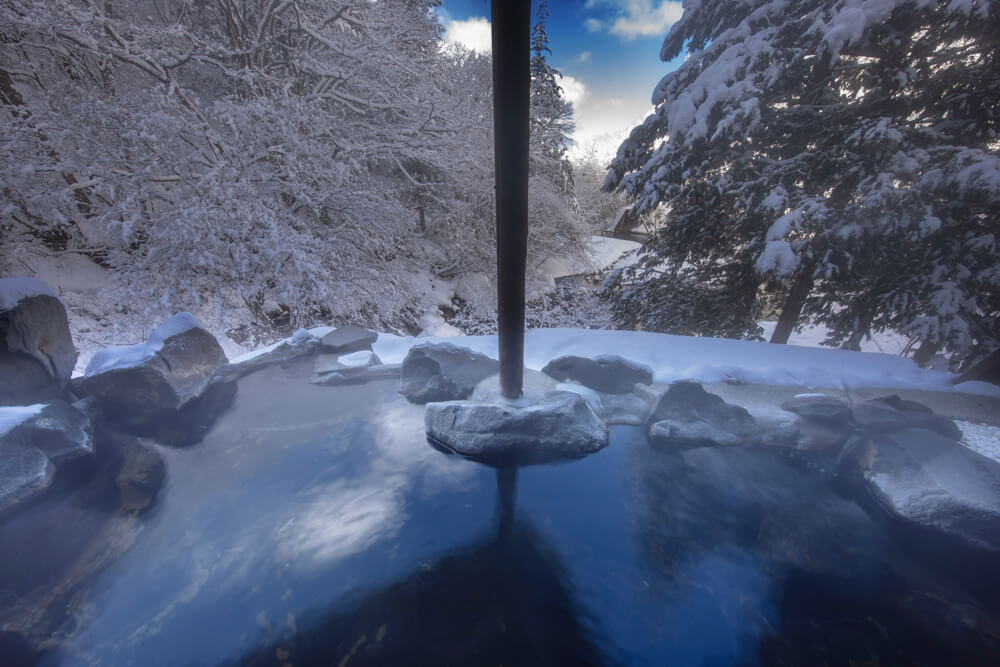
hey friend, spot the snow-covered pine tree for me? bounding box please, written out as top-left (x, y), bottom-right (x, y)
top-left (603, 0), bottom-right (999, 366)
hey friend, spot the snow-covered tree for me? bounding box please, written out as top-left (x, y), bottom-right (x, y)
top-left (604, 0), bottom-right (999, 365)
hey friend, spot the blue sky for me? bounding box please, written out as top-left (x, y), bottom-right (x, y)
top-left (438, 0), bottom-right (686, 160)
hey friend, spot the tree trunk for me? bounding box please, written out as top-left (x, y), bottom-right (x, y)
top-left (912, 337), bottom-right (940, 366)
top-left (770, 269), bottom-right (813, 345)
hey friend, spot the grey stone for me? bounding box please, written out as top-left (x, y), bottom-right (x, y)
top-left (400, 343), bottom-right (498, 404)
top-left (0, 281), bottom-right (76, 384)
top-left (214, 335), bottom-right (320, 383)
top-left (0, 440), bottom-right (53, 514)
top-left (76, 321), bottom-right (228, 415)
top-left (647, 380), bottom-right (758, 442)
top-left (0, 351), bottom-right (64, 406)
top-left (425, 390), bottom-right (609, 464)
top-left (554, 382), bottom-right (651, 426)
top-left (650, 418), bottom-right (744, 446)
top-left (541, 355), bottom-right (653, 394)
top-left (16, 400), bottom-right (94, 465)
top-left (107, 431), bottom-right (166, 515)
top-left (853, 397), bottom-right (962, 440)
top-left (311, 350), bottom-right (381, 381)
top-left (319, 325), bottom-right (378, 354)
top-left (859, 427), bottom-right (1000, 552)
top-left (780, 396), bottom-right (853, 426)
top-left (312, 364), bottom-right (401, 387)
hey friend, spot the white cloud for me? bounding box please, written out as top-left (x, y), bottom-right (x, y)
top-left (560, 74), bottom-right (589, 109)
top-left (444, 16), bottom-right (492, 55)
top-left (577, 51), bottom-right (593, 63)
top-left (568, 90), bottom-right (655, 163)
top-left (585, 1), bottom-right (684, 40)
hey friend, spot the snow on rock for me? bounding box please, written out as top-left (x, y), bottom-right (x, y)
top-left (0, 404), bottom-right (45, 438)
top-left (957, 420), bottom-right (1000, 464)
top-left (77, 313), bottom-right (227, 415)
top-left (85, 312), bottom-right (204, 376)
top-left (399, 343), bottom-right (499, 404)
top-left (0, 277), bottom-right (58, 311)
top-left (860, 427), bottom-right (1000, 552)
top-left (425, 388), bottom-right (609, 465)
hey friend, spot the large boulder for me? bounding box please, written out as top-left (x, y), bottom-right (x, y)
top-left (0, 278), bottom-right (76, 405)
top-left (0, 352), bottom-right (63, 406)
top-left (541, 355), bottom-right (653, 394)
top-left (425, 390), bottom-right (608, 464)
top-left (648, 380), bottom-right (758, 446)
top-left (0, 435), bottom-right (53, 514)
top-left (319, 325), bottom-right (378, 354)
top-left (400, 343), bottom-right (498, 404)
top-left (858, 427), bottom-right (1000, 552)
top-left (0, 400), bottom-right (96, 514)
top-left (853, 395), bottom-right (962, 440)
top-left (75, 313), bottom-right (227, 415)
top-left (780, 395), bottom-right (853, 426)
top-left (214, 328), bottom-right (319, 383)
top-left (12, 399), bottom-right (93, 465)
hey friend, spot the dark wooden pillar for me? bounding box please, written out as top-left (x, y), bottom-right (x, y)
top-left (492, 0), bottom-right (531, 399)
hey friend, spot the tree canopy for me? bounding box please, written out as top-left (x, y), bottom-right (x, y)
top-left (604, 0), bottom-right (999, 365)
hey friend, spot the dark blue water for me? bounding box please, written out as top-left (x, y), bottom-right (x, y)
top-left (5, 364), bottom-right (999, 666)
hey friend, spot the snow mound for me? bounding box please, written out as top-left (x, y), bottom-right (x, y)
top-left (0, 277), bottom-right (58, 311)
top-left (85, 312), bottom-right (205, 376)
top-left (371, 328), bottom-right (1000, 397)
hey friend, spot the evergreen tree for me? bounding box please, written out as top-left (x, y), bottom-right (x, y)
top-left (529, 0), bottom-right (575, 192)
top-left (604, 0), bottom-right (999, 366)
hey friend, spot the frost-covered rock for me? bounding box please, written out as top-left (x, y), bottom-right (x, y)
top-left (399, 343), bottom-right (498, 404)
top-left (853, 395), bottom-right (962, 440)
top-left (0, 442), bottom-right (52, 514)
top-left (859, 427), bottom-right (1000, 552)
top-left (541, 355), bottom-right (653, 394)
top-left (75, 313), bottom-right (227, 415)
top-left (12, 400), bottom-right (93, 465)
top-left (319, 325), bottom-right (378, 354)
top-left (650, 418), bottom-right (745, 446)
top-left (647, 381), bottom-right (758, 445)
top-left (780, 396), bottom-right (853, 426)
top-left (425, 390), bottom-right (608, 464)
top-left (215, 328), bottom-right (320, 382)
top-left (0, 277), bottom-right (76, 405)
top-left (311, 350), bottom-right (389, 385)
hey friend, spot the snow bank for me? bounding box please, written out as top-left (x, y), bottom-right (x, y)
top-left (84, 312), bottom-right (204, 376)
top-left (0, 277), bottom-right (58, 311)
top-left (0, 404), bottom-right (45, 438)
top-left (371, 328), bottom-right (1000, 397)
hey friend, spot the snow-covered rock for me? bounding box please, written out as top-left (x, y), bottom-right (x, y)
top-left (647, 381), bottom-right (759, 444)
top-left (0, 277), bottom-right (77, 404)
top-left (650, 418), bottom-right (745, 446)
top-left (0, 442), bottom-right (52, 514)
top-left (12, 400), bottom-right (94, 465)
top-left (425, 390), bottom-right (609, 464)
top-left (859, 428), bottom-right (1000, 552)
top-left (218, 328), bottom-right (320, 382)
top-left (311, 350), bottom-right (386, 385)
top-left (399, 342), bottom-right (498, 404)
top-left (319, 325), bottom-right (378, 354)
top-left (541, 355), bottom-right (653, 394)
top-left (75, 313), bottom-right (227, 415)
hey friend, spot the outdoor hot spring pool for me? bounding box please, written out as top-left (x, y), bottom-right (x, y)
top-left (2, 359), bottom-right (999, 666)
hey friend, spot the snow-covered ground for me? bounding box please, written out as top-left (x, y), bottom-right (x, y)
top-left (369, 328), bottom-right (997, 397)
top-left (758, 320), bottom-right (911, 356)
top-left (957, 420), bottom-right (1000, 462)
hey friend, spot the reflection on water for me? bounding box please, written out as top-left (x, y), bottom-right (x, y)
top-left (1, 361), bottom-right (998, 665)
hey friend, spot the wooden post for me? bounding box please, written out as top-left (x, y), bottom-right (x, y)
top-left (492, 0), bottom-right (531, 399)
